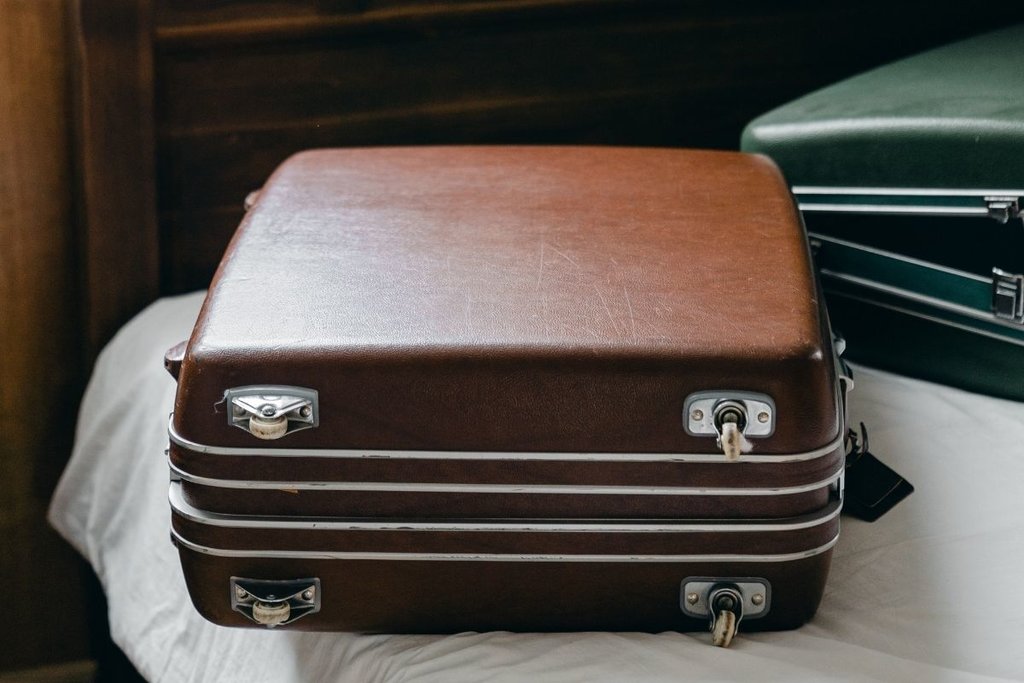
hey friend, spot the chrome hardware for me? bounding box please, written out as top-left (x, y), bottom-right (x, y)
top-left (985, 196), bottom-right (1021, 224)
top-left (226, 386), bottom-right (318, 440)
top-left (230, 577), bottom-right (321, 627)
top-left (794, 186), bottom-right (1024, 221)
top-left (684, 392), bottom-right (774, 460)
top-left (992, 268), bottom-right (1024, 323)
top-left (680, 578), bottom-right (770, 648)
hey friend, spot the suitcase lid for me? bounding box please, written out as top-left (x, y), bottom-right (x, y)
top-left (173, 147), bottom-right (839, 455)
top-left (741, 24), bottom-right (1024, 192)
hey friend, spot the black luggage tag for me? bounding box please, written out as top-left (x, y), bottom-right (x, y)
top-left (843, 424), bottom-right (914, 522)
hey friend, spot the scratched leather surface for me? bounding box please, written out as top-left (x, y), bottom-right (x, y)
top-left (741, 24), bottom-right (1024, 188)
top-left (174, 146), bottom-right (838, 453)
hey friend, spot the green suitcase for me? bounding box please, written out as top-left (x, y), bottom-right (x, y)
top-left (742, 25), bottom-right (1024, 400)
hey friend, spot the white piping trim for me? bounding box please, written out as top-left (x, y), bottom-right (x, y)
top-left (168, 461), bottom-right (842, 496)
top-left (168, 483), bottom-right (842, 533)
top-left (793, 186), bottom-right (1024, 197)
top-left (799, 203), bottom-right (987, 216)
top-left (170, 527), bottom-right (840, 563)
top-left (168, 418), bottom-right (844, 464)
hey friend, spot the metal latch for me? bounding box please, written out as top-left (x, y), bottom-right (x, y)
top-left (684, 392), bottom-right (775, 461)
top-left (985, 196), bottom-right (1021, 224)
top-left (992, 268), bottom-right (1024, 323)
top-left (226, 386), bottom-right (319, 440)
top-left (681, 578), bottom-right (771, 648)
top-left (231, 577), bottom-right (321, 627)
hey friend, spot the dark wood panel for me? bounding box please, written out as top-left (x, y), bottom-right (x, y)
top-left (152, 0), bottom-right (1024, 292)
top-left (72, 0), bottom-right (160, 355)
top-left (155, 0), bottom-right (538, 30)
top-left (156, 10), bottom-right (810, 138)
top-left (0, 0), bottom-right (91, 671)
top-left (154, 0), bottom-right (686, 46)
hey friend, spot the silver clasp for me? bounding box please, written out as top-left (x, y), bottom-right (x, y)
top-left (984, 196), bottom-right (1021, 224)
top-left (992, 268), bottom-right (1024, 324)
top-left (226, 386), bottom-right (319, 440)
top-left (231, 577), bottom-right (321, 627)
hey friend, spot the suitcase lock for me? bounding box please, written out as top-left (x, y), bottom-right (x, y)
top-left (684, 392), bottom-right (775, 460)
top-left (681, 577), bottom-right (770, 648)
top-left (225, 386), bottom-right (319, 440)
top-left (230, 577), bottom-right (321, 627)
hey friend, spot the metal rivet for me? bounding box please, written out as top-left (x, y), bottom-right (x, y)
top-left (261, 405), bottom-right (276, 417)
top-left (686, 592), bottom-right (699, 605)
top-left (302, 589), bottom-right (314, 601)
top-left (299, 406), bottom-right (312, 418)
top-left (690, 409), bottom-right (704, 422)
top-left (751, 593), bottom-right (764, 606)
top-left (757, 411), bottom-right (770, 423)
top-left (235, 586), bottom-right (249, 600)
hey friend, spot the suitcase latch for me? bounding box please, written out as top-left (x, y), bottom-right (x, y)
top-left (992, 268), bottom-right (1024, 323)
top-left (226, 386), bottom-right (319, 440)
top-left (231, 577), bottom-right (321, 627)
top-left (681, 578), bottom-right (770, 648)
top-left (684, 392), bottom-right (775, 461)
top-left (985, 196), bottom-right (1021, 224)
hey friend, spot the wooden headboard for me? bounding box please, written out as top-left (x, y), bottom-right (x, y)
top-left (73, 0), bottom-right (1024, 354)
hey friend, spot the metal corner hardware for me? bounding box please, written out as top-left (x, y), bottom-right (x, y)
top-left (984, 196), bottom-right (1021, 224)
top-left (992, 268), bottom-right (1024, 324)
top-left (230, 577), bottom-right (321, 627)
top-left (225, 386), bottom-right (319, 440)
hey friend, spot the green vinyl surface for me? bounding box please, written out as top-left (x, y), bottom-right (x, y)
top-left (741, 24), bottom-right (1024, 189)
top-left (824, 292), bottom-right (1024, 401)
top-left (813, 236), bottom-right (1024, 400)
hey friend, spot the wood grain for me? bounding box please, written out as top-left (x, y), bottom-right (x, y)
top-left (0, 0), bottom-right (90, 671)
top-left (72, 0), bottom-right (160, 355)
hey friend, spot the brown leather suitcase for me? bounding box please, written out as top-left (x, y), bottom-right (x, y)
top-left (165, 147), bottom-right (848, 646)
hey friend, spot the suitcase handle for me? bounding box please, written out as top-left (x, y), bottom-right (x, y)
top-left (164, 340), bottom-right (187, 381)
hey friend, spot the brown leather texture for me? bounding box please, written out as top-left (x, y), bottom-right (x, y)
top-left (173, 146), bottom-right (838, 456)
top-left (176, 550), bottom-right (833, 633)
top-left (172, 503), bottom-right (840, 556)
top-left (173, 440), bottom-right (841, 517)
top-left (171, 442), bottom-right (842, 487)
top-left (179, 481), bottom-right (833, 520)
top-left (172, 492), bottom-right (839, 631)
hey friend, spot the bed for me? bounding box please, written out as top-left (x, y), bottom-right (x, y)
top-left (49, 2), bottom-right (1024, 681)
top-left (49, 290), bottom-right (1024, 681)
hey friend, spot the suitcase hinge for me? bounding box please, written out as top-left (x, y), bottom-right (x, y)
top-left (231, 577), bottom-right (321, 627)
top-left (992, 268), bottom-right (1024, 323)
top-left (225, 386), bottom-right (319, 440)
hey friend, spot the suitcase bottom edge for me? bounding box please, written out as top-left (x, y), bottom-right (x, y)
top-left (174, 547), bottom-right (833, 635)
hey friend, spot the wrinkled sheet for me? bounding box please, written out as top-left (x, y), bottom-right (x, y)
top-left (49, 292), bottom-right (1024, 682)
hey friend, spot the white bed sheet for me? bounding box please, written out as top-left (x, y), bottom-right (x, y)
top-left (49, 292), bottom-right (1024, 682)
